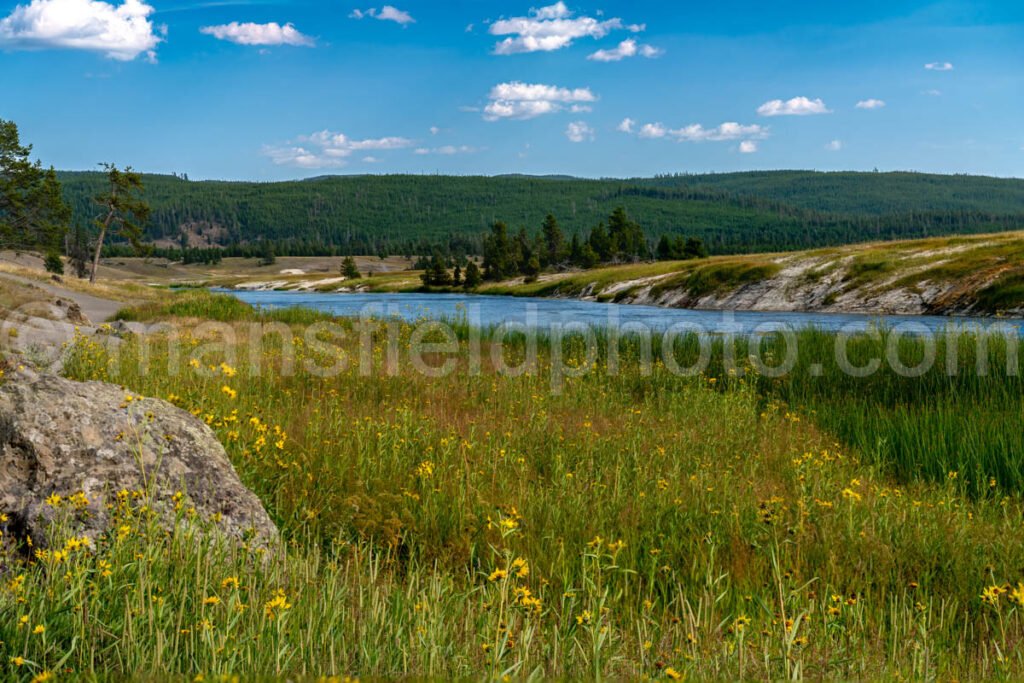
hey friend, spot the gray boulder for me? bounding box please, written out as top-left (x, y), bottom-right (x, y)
top-left (0, 367), bottom-right (277, 550)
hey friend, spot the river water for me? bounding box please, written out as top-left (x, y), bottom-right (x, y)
top-left (220, 290), bottom-right (1024, 336)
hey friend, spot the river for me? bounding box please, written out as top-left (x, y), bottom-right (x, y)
top-left (220, 290), bottom-right (1024, 336)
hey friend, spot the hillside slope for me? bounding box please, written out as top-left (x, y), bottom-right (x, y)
top-left (58, 171), bottom-right (1024, 256)
top-left (638, 171), bottom-right (1024, 215)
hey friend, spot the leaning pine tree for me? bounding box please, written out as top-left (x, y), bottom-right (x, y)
top-left (90, 164), bottom-right (150, 284)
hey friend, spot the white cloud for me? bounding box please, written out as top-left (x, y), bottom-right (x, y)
top-left (739, 140), bottom-right (758, 153)
top-left (617, 117), bottom-right (635, 133)
top-left (672, 122), bottom-right (767, 142)
top-left (377, 6), bottom-right (414, 24)
top-left (350, 5), bottom-right (414, 25)
top-left (264, 130), bottom-right (413, 169)
top-left (565, 121), bottom-right (595, 143)
top-left (922, 89), bottom-right (942, 96)
top-left (483, 81), bottom-right (597, 121)
top-left (362, 156), bottom-right (381, 163)
top-left (855, 98), bottom-right (886, 109)
top-left (924, 61), bottom-right (953, 71)
top-left (200, 22), bottom-right (314, 47)
top-left (489, 2), bottom-right (644, 55)
top-left (633, 120), bottom-right (767, 143)
top-left (757, 96), bottom-right (831, 117)
top-left (638, 122), bottom-right (667, 139)
top-left (0, 0), bottom-right (162, 61)
top-left (532, 1), bottom-right (570, 20)
top-left (587, 38), bottom-right (662, 62)
top-left (429, 126), bottom-right (441, 135)
top-left (414, 145), bottom-right (478, 155)
top-left (825, 139), bottom-right (843, 151)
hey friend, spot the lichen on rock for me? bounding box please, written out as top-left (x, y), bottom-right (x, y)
top-left (0, 367), bottom-right (277, 551)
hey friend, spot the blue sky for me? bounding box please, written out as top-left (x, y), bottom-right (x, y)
top-left (0, 0), bottom-right (1021, 180)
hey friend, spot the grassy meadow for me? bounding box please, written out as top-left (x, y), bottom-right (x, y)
top-left (3, 289), bottom-right (1024, 680)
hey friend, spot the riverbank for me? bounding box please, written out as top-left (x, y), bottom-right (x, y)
top-left (210, 231), bottom-right (1024, 319)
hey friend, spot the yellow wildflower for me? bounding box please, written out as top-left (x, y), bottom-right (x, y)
top-left (841, 488), bottom-right (862, 502)
top-left (1010, 583), bottom-right (1024, 607)
top-left (511, 557), bottom-right (529, 579)
top-left (982, 585), bottom-right (1006, 605)
top-left (264, 589), bottom-right (292, 619)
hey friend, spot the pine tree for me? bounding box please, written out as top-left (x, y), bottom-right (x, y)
top-left (341, 256), bottom-right (361, 278)
top-left (578, 243), bottom-right (598, 269)
top-left (523, 255), bottom-right (541, 283)
top-left (259, 239), bottom-right (276, 266)
top-left (513, 227), bottom-right (532, 274)
top-left (67, 223), bottom-right (90, 278)
top-left (89, 164), bottom-right (150, 283)
top-left (656, 234), bottom-right (673, 260)
top-left (0, 119), bottom-right (70, 254)
top-left (541, 213), bottom-right (565, 267)
top-left (683, 237), bottom-right (708, 259)
top-left (607, 207), bottom-right (645, 261)
top-left (44, 250), bottom-right (64, 275)
top-left (569, 232), bottom-right (583, 266)
top-left (588, 222), bottom-right (612, 263)
top-left (420, 253), bottom-right (452, 286)
top-left (463, 260), bottom-right (482, 289)
top-left (482, 221), bottom-right (513, 280)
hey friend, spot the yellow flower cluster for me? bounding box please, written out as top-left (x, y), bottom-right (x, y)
top-left (264, 589), bottom-right (293, 619)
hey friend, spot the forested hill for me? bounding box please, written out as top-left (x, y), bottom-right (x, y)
top-left (57, 170), bottom-right (1024, 256)
top-left (634, 171), bottom-right (1024, 215)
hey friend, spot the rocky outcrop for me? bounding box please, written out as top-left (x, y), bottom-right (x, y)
top-left (570, 251), bottom-right (1024, 318)
top-left (0, 367), bottom-right (277, 550)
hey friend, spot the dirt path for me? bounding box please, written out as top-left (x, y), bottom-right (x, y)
top-left (0, 272), bottom-right (123, 323)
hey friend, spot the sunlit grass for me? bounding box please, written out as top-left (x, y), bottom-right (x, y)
top-left (0, 290), bottom-right (1016, 678)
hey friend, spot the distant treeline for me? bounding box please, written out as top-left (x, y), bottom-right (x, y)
top-left (62, 170), bottom-right (1024, 259)
top-left (415, 208), bottom-right (708, 288)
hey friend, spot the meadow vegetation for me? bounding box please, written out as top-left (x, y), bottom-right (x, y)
top-left (1, 290), bottom-right (1023, 680)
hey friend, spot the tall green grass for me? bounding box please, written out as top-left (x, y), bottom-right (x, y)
top-left (9, 289), bottom-right (1022, 679)
top-left (116, 291), bottom-right (1024, 494)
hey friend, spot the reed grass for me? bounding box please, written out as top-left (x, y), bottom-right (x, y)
top-left (2, 289), bottom-right (1024, 680)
